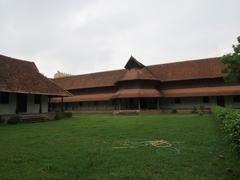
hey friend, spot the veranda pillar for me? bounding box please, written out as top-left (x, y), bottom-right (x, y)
top-left (138, 98), bottom-right (141, 111)
top-left (61, 97), bottom-right (64, 112)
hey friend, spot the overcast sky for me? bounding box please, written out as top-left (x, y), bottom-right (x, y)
top-left (0, 0), bottom-right (239, 77)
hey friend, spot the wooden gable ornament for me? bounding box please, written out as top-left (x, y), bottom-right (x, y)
top-left (124, 56), bottom-right (145, 69)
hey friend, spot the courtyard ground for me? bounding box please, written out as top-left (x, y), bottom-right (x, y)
top-left (0, 114), bottom-right (239, 179)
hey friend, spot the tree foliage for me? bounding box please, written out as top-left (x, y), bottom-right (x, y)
top-left (54, 71), bottom-right (72, 79)
top-left (212, 106), bottom-right (240, 154)
top-left (221, 36), bottom-right (240, 82)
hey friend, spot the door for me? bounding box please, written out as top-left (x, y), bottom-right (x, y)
top-left (17, 94), bottom-right (27, 113)
top-left (217, 96), bottom-right (225, 107)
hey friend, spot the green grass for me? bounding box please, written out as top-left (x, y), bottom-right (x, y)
top-left (0, 114), bottom-right (239, 179)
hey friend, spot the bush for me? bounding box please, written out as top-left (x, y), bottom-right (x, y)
top-left (171, 108), bottom-right (177, 113)
top-left (192, 106), bottom-right (198, 114)
top-left (7, 115), bottom-right (20, 124)
top-left (212, 106), bottom-right (240, 154)
top-left (54, 112), bottom-right (72, 120)
top-left (199, 105), bottom-right (204, 112)
top-left (198, 105), bottom-right (205, 116)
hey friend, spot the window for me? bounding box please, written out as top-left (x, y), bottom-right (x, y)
top-left (203, 96), bottom-right (209, 103)
top-left (0, 92), bottom-right (9, 104)
top-left (174, 98), bottom-right (181, 104)
top-left (34, 95), bottom-right (41, 104)
top-left (233, 95), bottom-right (240, 102)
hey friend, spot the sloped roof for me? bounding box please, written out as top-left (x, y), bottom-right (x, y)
top-left (162, 85), bottom-right (240, 97)
top-left (53, 69), bottom-right (126, 90)
top-left (0, 55), bottom-right (70, 96)
top-left (51, 93), bottom-right (114, 103)
top-left (148, 57), bottom-right (224, 81)
top-left (112, 88), bottom-right (162, 99)
top-left (118, 67), bottom-right (158, 82)
top-left (53, 57), bottom-right (224, 90)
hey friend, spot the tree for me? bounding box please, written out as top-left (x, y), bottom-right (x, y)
top-left (54, 71), bottom-right (72, 78)
top-left (221, 36), bottom-right (240, 82)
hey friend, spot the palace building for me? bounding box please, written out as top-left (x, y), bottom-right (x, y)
top-left (50, 56), bottom-right (240, 112)
top-left (0, 55), bottom-right (70, 115)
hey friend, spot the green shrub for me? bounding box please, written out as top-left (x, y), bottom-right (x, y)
top-left (171, 108), bottom-right (177, 113)
top-left (212, 106), bottom-right (240, 154)
top-left (192, 106), bottom-right (198, 113)
top-left (199, 105), bottom-right (204, 112)
top-left (7, 115), bottom-right (20, 124)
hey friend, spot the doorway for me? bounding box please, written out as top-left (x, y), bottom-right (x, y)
top-left (17, 94), bottom-right (27, 113)
top-left (217, 96), bottom-right (225, 107)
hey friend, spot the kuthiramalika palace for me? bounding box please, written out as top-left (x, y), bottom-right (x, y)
top-left (51, 56), bottom-right (240, 112)
top-left (1, 54), bottom-right (240, 115)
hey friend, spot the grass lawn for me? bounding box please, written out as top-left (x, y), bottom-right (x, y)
top-left (0, 114), bottom-right (240, 179)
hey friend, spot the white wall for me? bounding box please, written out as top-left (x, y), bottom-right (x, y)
top-left (27, 95), bottom-right (48, 113)
top-left (27, 94), bottom-right (40, 113)
top-left (0, 93), bottom-right (49, 115)
top-left (0, 93), bottom-right (16, 115)
top-left (42, 96), bottom-right (48, 113)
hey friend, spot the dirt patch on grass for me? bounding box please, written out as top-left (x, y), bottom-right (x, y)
top-left (113, 139), bottom-right (180, 151)
top-left (144, 140), bottom-right (172, 148)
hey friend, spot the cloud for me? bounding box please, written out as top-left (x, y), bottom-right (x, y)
top-left (0, 0), bottom-right (239, 77)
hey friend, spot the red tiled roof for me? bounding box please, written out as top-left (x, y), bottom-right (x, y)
top-left (51, 88), bottom-right (163, 102)
top-left (51, 85), bottom-right (240, 103)
top-left (53, 57), bottom-right (224, 90)
top-left (112, 88), bottom-right (162, 99)
top-left (118, 67), bottom-right (158, 82)
top-left (162, 85), bottom-right (240, 97)
top-left (51, 93), bottom-right (114, 103)
top-left (53, 69), bottom-right (126, 90)
top-left (148, 57), bottom-right (224, 81)
top-left (0, 55), bottom-right (70, 96)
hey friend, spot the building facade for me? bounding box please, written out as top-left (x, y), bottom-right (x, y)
top-left (0, 55), bottom-right (70, 115)
top-left (50, 56), bottom-right (240, 112)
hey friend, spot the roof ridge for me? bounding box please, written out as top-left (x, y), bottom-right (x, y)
top-left (54, 68), bottom-right (125, 79)
top-left (41, 74), bottom-right (72, 96)
top-left (0, 54), bottom-right (34, 64)
top-left (147, 57), bottom-right (221, 67)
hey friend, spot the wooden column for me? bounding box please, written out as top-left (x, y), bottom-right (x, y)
top-left (48, 96), bottom-right (51, 112)
top-left (39, 95), bottom-right (42, 113)
top-left (157, 98), bottom-right (160, 110)
top-left (118, 99), bottom-right (121, 111)
top-left (16, 93), bottom-right (19, 114)
top-left (138, 98), bottom-right (141, 111)
top-left (61, 97), bottom-right (64, 112)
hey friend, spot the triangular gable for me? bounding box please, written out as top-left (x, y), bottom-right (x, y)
top-left (124, 56), bottom-right (145, 69)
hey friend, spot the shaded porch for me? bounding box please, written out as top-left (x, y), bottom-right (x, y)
top-left (115, 98), bottom-right (160, 111)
